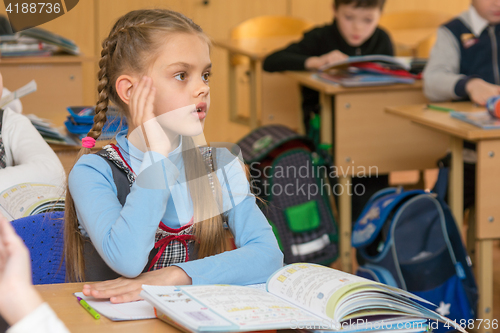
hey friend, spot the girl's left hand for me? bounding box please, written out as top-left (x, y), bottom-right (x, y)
top-left (82, 266), bottom-right (192, 303)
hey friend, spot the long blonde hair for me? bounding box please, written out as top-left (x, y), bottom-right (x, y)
top-left (64, 9), bottom-right (230, 282)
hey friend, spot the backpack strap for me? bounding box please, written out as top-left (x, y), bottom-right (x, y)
top-left (433, 167), bottom-right (449, 201)
top-left (83, 144), bottom-right (136, 281)
top-left (0, 108), bottom-right (4, 131)
top-left (0, 109), bottom-right (6, 169)
top-left (96, 144), bottom-right (134, 205)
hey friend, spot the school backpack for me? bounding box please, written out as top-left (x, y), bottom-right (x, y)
top-left (352, 174), bottom-right (478, 332)
top-left (235, 124), bottom-right (338, 265)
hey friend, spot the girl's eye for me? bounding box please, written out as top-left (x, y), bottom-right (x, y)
top-left (174, 73), bottom-right (186, 81)
top-left (344, 15), bottom-right (353, 21)
top-left (202, 72), bottom-right (211, 83)
top-left (364, 18), bottom-right (373, 24)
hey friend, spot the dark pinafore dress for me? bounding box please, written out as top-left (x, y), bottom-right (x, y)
top-left (83, 143), bottom-right (228, 281)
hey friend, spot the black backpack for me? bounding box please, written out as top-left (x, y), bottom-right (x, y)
top-left (235, 125), bottom-right (338, 265)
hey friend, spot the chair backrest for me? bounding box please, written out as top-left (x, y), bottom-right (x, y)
top-left (378, 10), bottom-right (452, 30)
top-left (11, 211), bottom-right (66, 284)
top-left (231, 15), bottom-right (314, 39)
top-left (416, 33), bottom-right (438, 58)
top-left (379, 11), bottom-right (452, 57)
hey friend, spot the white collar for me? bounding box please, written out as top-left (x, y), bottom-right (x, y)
top-left (468, 5), bottom-right (489, 37)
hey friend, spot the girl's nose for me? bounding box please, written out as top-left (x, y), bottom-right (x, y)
top-left (195, 80), bottom-right (210, 97)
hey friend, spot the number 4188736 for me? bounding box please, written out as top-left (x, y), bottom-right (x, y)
top-left (6, 3), bottom-right (61, 14)
top-left (444, 319), bottom-right (498, 330)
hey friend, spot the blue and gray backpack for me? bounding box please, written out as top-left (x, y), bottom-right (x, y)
top-left (353, 171), bottom-right (478, 332)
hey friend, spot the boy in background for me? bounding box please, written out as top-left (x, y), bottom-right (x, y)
top-left (263, 0), bottom-right (392, 72)
top-left (263, 0), bottom-right (393, 221)
top-left (424, 0), bottom-right (500, 105)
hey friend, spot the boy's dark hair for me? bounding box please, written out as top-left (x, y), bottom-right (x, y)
top-left (334, 0), bottom-right (386, 9)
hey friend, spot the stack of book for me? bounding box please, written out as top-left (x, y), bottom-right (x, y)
top-left (26, 114), bottom-right (79, 146)
top-left (0, 27), bottom-right (79, 57)
top-left (314, 55), bottom-right (423, 88)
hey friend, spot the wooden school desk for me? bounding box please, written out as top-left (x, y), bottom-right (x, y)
top-left (35, 282), bottom-right (175, 333)
top-left (386, 102), bottom-right (499, 333)
top-left (284, 72), bottom-right (450, 273)
top-left (214, 36), bottom-right (300, 129)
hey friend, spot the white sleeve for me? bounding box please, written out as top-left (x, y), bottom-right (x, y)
top-left (2, 88), bottom-right (23, 113)
top-left (6, 303), bottom-right (69, 333)
top-left (0, 109), bottom-right (65, 190)
top-left (423, 27), bottom-right (465, 102)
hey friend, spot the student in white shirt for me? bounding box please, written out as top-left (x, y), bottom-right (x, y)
top-left (0, 71), bottom-right (65, 192)
top-left (0, 213), bottom-right (69, 333)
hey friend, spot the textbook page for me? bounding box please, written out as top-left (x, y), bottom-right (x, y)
top-left (266, 264), bottom-right (467, 333)
top-left (141, 284), bottom-right (323, 332)
top-left (266, 263), bottom-right (369, 322)
top-left (0, 183), bottom-right (64, 220)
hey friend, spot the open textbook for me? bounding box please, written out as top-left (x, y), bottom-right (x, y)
top-left (319, 55), bottom-right (411, 72)
top-left (140, 263), bottom-right (466, 333)
top-left (0, 183), bottom-right (65, 221)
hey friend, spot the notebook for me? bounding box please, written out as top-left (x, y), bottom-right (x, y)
top-left (73, 292), bottom-right (155, 321)
top-left (450, 111), bottom-right (500, 129)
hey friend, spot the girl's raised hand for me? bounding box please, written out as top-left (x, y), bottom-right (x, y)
top-left (81, 266), bottom-right (192, 303)
top-left (0, 214), bottom-right (43, 325)
top-left (127, 76), bottom-right (172, 156)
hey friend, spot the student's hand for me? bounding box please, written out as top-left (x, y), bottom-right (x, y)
top-left (127, 76), bottom-right (172, 156)
top-left (305, 50), bottom-right (348, 70)
top-left (0, 214), bottom-right (43, 325)
top-left (82, 265), bottom-right (192, 303)
top-left (465, 78), bottom-right (500, 106)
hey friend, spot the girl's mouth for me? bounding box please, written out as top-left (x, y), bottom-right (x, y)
top-left (194, 102), bottom-right (207, 120)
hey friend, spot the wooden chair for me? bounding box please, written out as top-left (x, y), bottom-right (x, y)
top-left (230, 15), bottom-right (314, 66)
top-left (231, 15), bottom-right (314, 39)
top-left (378, 11), bottom-right (452, 57)
top-left (228, 16), bottom-right (314, 130)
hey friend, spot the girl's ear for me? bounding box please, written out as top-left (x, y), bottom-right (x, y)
top-left (116, 74), bottom-right (136, 105)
